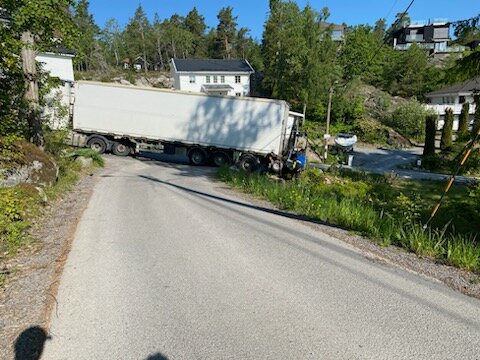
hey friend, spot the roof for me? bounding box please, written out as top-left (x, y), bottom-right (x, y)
top-left (171, 59), bottom-right (254, 73)
top-left (320, 22), bottom-right (345, 31)
top-left (202, 84), bottom-right (234, 91)
top-left (426, 77), bottom-right (480, 97)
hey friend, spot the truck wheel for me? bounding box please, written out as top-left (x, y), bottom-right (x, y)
top-left (188, 148), bottom-right (206, 166)
top-left (87, 137), bottom-right (107, 154)
top-left (112, 141), bottom-right (131, 156)
top-left (212, 151), bottom-right (231, 167)
top-left (239, 154), bottom-right (258, 172)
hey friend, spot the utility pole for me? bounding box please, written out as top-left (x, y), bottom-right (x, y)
top-left (324, 85), bottom-right (334, 160)
top-left (21, 30), bottom-right (43, 147)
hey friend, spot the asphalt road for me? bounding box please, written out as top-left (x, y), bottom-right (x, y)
top-left (43, 155), bottom-right (480, 360)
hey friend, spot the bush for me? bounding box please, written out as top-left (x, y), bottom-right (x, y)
top-left (423, 113), bottom-right (436, 156)
top-left (387, 100), bottom-right (427, 142)
top-left (440, 108), bottom-right (454, 151)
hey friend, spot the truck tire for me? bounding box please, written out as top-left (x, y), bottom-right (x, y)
top-left (112, 141), bottom-right (131, 156)
top-left (212, 151), bottom-right (231, 167)
top-left (239, 154), bottom-right (258, 172)
top-left (188, 148), bottom-right (207, 166)
top-left (87, 136), bottom-right (107, 154)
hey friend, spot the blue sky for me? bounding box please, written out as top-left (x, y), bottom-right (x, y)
top-left (89, 0), bottom-right (480, 40)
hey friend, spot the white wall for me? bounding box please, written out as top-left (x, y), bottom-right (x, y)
top-left (425, 94), bottom-right (476, 131)
top-left (174, 72), bottom-right (251, 96)
top-left (36, 52), bottom-right (75, 129)
top-left (36, 53), bottom-right (75, 82)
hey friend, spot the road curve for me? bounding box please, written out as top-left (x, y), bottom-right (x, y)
top-left (42, 155), bottom-right (480, 360)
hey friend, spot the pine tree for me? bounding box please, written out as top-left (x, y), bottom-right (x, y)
top-left (423, 113), bottom-right (437, 157)
top-left (215, 7), bottom-right (238, 58)
top-left (73, 0), bottom-right (100, 71)
top-left (124, 5), bottom-right (153, 73)
top-left (457, 102), bottom-right (470, 140)
top-left (185, 7), bottom-right (207, 57)
top-left (440, 108), bottom-right (454, 151)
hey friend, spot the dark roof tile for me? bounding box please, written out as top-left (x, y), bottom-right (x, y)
top-left (172, 59), bottom-right (254, 72)
top-left (426, 77), bottom-right (480, 97)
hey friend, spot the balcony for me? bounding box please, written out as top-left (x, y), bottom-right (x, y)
top-left (406, 34), bottom-right (424, 42)
top-left (425, 103), bottom-right (476, 115)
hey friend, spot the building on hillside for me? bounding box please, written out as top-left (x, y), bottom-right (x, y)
top-left (425, 77), bottom-right (479, 130)
top-left (392, 19), bottom-right (465, 55)
top-left (320, 22), bottom-right (346, 42)
top-left (170, 58), bottom-right (254, 97)
top-left (36, 47), bottom-right (75, 129)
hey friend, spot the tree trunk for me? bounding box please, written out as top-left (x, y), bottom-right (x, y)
top-left (157, 38), bottom-right (164, 69)
top-left (21, 31), bottom-right (43, 147)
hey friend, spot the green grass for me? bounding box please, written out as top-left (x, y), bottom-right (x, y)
top-left (0, 139), bottom-right (104, 257)
top-left (217, 166), bottom-right (480, 273)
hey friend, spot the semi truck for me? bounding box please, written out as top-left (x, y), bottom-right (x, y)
top-left (70, 81), bottom-right (307, 173)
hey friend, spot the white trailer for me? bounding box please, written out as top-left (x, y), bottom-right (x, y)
top-left (71, 81), bottom-right (306, 172)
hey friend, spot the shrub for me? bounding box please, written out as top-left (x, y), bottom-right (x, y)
top-left (457, 102), bottom-right (470, 140)
top-left (440, 107), bottom-right (454, 151)
top-left (472, 94), bottom-right (480, 138)
top-left (388, 100), bottom-right (427, 142)
top-left (423, 113), bottom-right (437, 157)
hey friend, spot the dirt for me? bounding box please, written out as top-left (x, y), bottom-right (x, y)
top-left (0, 168), bottom-right (98, 360)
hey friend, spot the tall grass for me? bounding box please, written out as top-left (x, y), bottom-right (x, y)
top-left (217, 167), bottom-right (480, 273)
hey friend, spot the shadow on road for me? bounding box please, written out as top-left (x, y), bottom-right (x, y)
top-left (14, 326), bottom-right (50, 360)
top-left (145, 352), bottom-right (169, 360)
top-left (138, 173), bottom-right (480, 330)
top-left (138, 174), bottom-right (346, 231)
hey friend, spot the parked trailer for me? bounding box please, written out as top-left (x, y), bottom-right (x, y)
top-left (71, 81), bottom-right (306, 173)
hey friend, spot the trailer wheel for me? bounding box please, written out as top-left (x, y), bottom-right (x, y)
top-left (212, 151), bottom-right (231, 167)
top-left (239, 154), bottom-right (258, 172)
top-left (188, 148), bottom-right (207, 166)
top-left (112, 141), bottom-right (131, 156)
top-left (87, 136), bottom-right (107, 154)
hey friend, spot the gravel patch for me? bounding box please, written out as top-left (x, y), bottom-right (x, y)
top-left (0, 169), bottom-right (99, 360)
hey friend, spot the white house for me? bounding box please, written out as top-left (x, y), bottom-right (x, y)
top-left (36, 48), bottom-right (75, 129)
top-left (170, 59), bottom-right (254, 97)
top-left (425, 77), bottom-right (479, 130)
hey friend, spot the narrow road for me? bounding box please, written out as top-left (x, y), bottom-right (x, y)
top-left (43, 155), bottom-right (480, 359)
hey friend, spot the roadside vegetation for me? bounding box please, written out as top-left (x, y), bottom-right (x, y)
top-left (0, 133), bottom-right (103, 263)
top-left (218, 167), bottom-right (480, 273)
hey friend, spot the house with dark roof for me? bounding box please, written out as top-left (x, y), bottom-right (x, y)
top-left (170, 59), bottom-right (255, 97)
top-left (392, 19), bottom-right (465, 55)
top-left (425, 77), bottom-right (479, 130)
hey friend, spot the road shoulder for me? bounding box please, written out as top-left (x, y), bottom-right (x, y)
top-left (0, 168), bottom-right (100, 360)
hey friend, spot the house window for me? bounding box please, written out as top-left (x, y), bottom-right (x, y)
top-left (459, 96), bottom-right (466, 104)
top-left (235, 92), bottom-right (241, 97)
top-left (206, 76), bottom-right (211, 83)
top-left (213, 75), bottom-right (218, 83)
top-left (235, 75), bottom-right (241, 84)
top-left (189, 75), bottom-right (196, 84)
top-left (220, 75), bottom-right (225, 83)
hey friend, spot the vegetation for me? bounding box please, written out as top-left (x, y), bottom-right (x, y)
top-left (388, 100), bottom-right (428, 142)
top-left (0, 133), bottom-right (103, 257)
top-left (218, 167), bottom-right (480, 272)
top-left (423, 114), bottom-right (437, 157)
top-left (457, 103), bottom-right (470, 140)
top-left (440, 108), bottom-right (454, 151)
